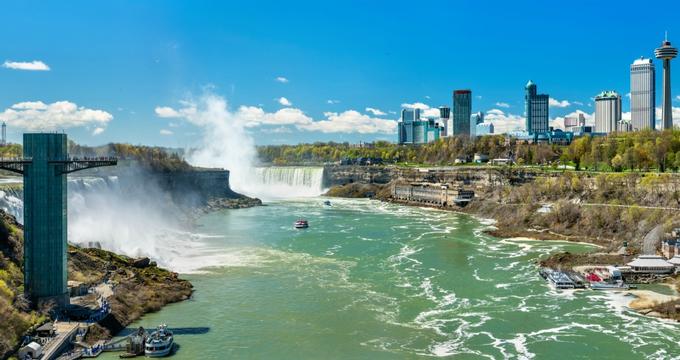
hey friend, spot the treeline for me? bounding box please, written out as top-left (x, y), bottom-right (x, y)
top-left (258, 130), bottom-right (680, 172)
top-left (68, 142), bottom-right (192, 172)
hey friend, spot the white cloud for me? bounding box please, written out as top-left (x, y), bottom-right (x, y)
top-left (483, 108), bottom-right (525, 134)
top-left (327, 99), bottom-right (340, 104)
top-left (365, 107), bottom-right (386, 116)
top-left (425, 95), bottom-right (431, 99)
top-left (422, 108), bottom-right (440, 118)
top-left (549, 98), bottom-right (571, 108)
top-left (401, 102), bottom-right (431, 110)
top-left (2, 60), bottom-right (50, 71)
top-left (676, 95), bottom-right (680, 101)
top-left (573, 101), bottom-right (584, 106)
top-left (237, 106), bottom-right (312, 127)
top-left (155, 106), bottom-right (182, 118)
top-left (160, 129), bottom-right (173, 135)
top-left (277, 97), bottom-right (292, 106)
top-left (476, 95), bottom-right (482, 100)
top-left (400, 102), bottom-right (440, 117)
top-left (0, 100), bottom-right (112, 131)
top-left (495, 102), bottom-right (510, 108)
top-left (159, 99), bottom-right (395, 134)
top-left (626, 93), bottom-right (632, 99)
top-left (275, 76), bottom-right (289, 83)
top-left (261, 126), bottom-right (292, 134)
top-left (299, 110), bottom-right (396, 134)
top-left (92, 127), bottom-right (105, 135)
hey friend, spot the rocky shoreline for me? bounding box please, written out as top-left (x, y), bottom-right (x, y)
top-left (324, 178), bottom-right (680, 322)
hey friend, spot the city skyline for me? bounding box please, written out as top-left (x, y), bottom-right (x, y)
top-left (1, 1), bottom-right (680, 146)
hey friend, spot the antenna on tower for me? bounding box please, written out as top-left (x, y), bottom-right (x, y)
top-left (665, 30), bottom-right (668, 42)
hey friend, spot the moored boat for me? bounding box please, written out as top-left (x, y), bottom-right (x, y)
top-left (591, 280), bottom-right (630, 291)
top-left (144, 324), bottom-right (173, 357)
top-left (541, 268), bottom-right (576, 289)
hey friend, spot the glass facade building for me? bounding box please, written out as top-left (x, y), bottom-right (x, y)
top-left (452, 90), bottom-right (472, 136)
top-left (525, 80), bottom-right (549, 134)
top-left (23, 134), bottom-right (69, 307)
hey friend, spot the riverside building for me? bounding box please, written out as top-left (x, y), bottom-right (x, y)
top-left (630, 57), bottom-right (656, 131)
top-left (594, 91), bottom-right (622, 133)
top-left (524, 80), bottom-right (549, 134)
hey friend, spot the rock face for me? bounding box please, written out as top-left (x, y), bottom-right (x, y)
top-left (323, 165), bottom-right (396, 186)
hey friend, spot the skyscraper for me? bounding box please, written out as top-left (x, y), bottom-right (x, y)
top-left (655, 34), bottom-right (678, 129)
top-left (630, 57), bottom-right (656, 131)
top-left (524, 80), bottom-right (549, 134)
top-left (439, 106), bottom-right (450, 137)
top-left (397, 108), bottom-right (440, 144)
top-left (594, 91), bottom-right (622, 133)
top-left (564, 113), bottom-right (585, 131)
top-left (452, 90), bottom-right (472, 136)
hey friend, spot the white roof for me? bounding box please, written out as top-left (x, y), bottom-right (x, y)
top-left (627, 255), bottom-right (674, 268)
top-left (668, 256), bottom-right (680, 265)
top-left (25, 342), bottom-right (42, 351)
top-left (633, 57), bottom-right (653, 65)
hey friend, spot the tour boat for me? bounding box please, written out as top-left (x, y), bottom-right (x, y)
top-left (294, 219), bottom-right (309, 229)
top-left (591, 281), bottom-right (630, 291)
top-left (541, 268), bottom-right (576, 289)
top-left (144, 324), bottom-right (174, 357)
top-left (323, 200), bottom-right (332, 206)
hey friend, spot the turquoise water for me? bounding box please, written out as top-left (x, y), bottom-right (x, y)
top-left (103, 199), bottom-right (680, 359)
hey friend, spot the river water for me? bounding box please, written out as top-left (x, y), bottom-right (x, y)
top-left (102, 198), bottom-right (680, 359)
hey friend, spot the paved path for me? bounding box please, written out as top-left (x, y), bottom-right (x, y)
top-left (42, 323), bottom-right (79, 360)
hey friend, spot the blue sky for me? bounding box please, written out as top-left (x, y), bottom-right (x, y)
top-left (1, 0), bottom-right (679, 146)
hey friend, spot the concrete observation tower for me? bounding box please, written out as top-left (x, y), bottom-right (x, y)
top-left (0, 133), bottom-right (117, 307)
top-left (655, 32), bottom-right (678, 129)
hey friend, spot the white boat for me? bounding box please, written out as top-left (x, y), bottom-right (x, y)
top-left (145, 324), bottom-right (173, 357)
top-left (541, 268), bottom-right (575, 289)
top-left (591, 280), bottom-right (630, 291)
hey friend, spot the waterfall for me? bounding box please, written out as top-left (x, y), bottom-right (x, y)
top-left (240, 167), bottom-right (325, 199)
top-left (0, 176), bottom-right (121, 225)
top-left (0, 185), bottom-right (23, 224)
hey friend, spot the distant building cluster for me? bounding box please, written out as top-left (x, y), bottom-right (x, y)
top-left (396, 35), bottom-right (678, 145)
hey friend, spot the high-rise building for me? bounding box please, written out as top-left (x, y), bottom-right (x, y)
top-left (452, 90), bottom-right (472, 136)
top-left (630, 57), bottom-right (656, 131)
top-left (564, 113), bottom-right (586, 130)
top-left (439, 106), bottom-right (450, 137)
top-left (397, 108), bottom-right (440, 144)
top-left (655, 35), bottom-right (678, 129)
top-left (476, 122), bottom-right (494, 136)
top-left (524, 80), bottom-right (549, 134)
top-left (594, 91), bottom-right (622, 133)
top-left (469, 112), bottom-right (484, 137)
top-left (1, 122), bottom-right (6, 146)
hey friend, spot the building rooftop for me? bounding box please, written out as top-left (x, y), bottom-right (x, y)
top-left (595, 91), bottom-right (620, 99)
top-left (525, 80), bottom-right (535, 88)
top-left (627, 255), bottom-right (674, 268)
top-left (632, 57), bottom-right (653, 65)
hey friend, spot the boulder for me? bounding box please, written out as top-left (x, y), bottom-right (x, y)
top-left (132, 257), bottom-right (150, 268)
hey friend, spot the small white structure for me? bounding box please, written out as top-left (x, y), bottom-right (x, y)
top-left (18, 342), bottom-right (42, 359)
top-left (627, 255), bottom-right (674, 274)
